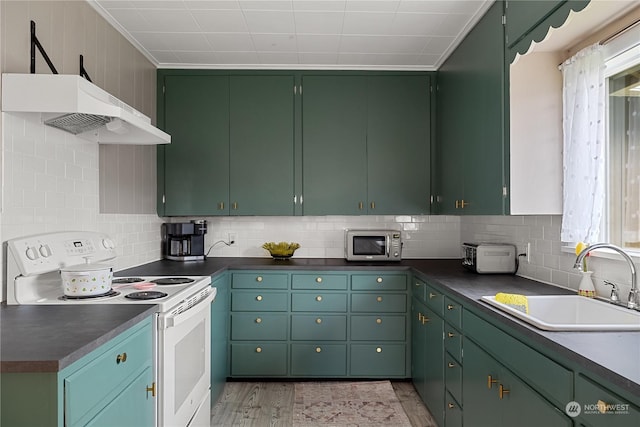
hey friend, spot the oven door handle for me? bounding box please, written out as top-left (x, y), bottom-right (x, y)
top-left (162, 290), bottom-right (216, 329)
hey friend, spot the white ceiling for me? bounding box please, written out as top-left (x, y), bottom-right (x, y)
top-left (89, 0), bottom-right (494, 70)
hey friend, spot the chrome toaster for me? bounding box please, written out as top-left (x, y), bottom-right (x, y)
top-left (462, 243), bottom-right (517, 274)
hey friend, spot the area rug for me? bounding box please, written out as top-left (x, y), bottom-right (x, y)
top-left (293, 380), bottom-right (413, 427)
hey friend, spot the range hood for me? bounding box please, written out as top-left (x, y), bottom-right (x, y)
top-left (1, 73), bottom-right (170, 145)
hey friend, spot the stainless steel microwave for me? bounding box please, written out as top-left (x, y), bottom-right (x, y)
top-left (345, 229), bottom-right (402, 261)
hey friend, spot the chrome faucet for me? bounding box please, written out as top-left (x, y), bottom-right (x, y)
top-left (574, 243), bottom-right (638, 309)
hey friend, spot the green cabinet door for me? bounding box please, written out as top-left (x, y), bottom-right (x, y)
top-left (229, 75), bottom-right (295, 215)
top-left (412, 299), bottom-right (428, 400)
top-left (302, 75), bottom-right (367, 215)
top-left (366, 75), bottom-right (431, 214)
top-left (160, 75), bottom-right (230, 216)
top-left (462, 339), bottom-right (502, 427)
top-left (505, 0), bottom-right (565, 48)
top-left (436, 1), bottom-right (506, 215)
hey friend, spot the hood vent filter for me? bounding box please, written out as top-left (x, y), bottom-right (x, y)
top-left (44, 113), bottom-right (112, 135)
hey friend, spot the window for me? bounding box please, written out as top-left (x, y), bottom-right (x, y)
top-left (605, 34), bottom-right (640, 250)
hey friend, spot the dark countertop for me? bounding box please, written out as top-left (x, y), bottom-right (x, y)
top-left (120, 257), bottom-right (640, 399)
top-left (1, 304), bottom-right (156, 373)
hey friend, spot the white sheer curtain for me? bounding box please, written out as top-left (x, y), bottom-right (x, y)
top-left (561, 44), bottom-right (606, 243)
top-left (624, 96), bottom-right (640, 244)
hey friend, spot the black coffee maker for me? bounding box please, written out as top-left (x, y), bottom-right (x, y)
top-left (162, 220), bottom-right (207, 261)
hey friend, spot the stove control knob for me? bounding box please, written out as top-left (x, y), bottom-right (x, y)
top-left (25, 246), bottom-right (39, 260)
top-left (102, 238), bottom-right (115, 250)
top-left (39, 244), bottom-right (52, 258)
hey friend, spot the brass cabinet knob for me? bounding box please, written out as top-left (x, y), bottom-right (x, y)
top-left (376, 347), bottom-right (382, 353)
top-left (256, 347), bottom-right (262, 353)
top-left (376, 318), bottom-right (382, 324)
top-left (256, 276), bottom-right (263, 282)
top-left (256, 295), bottom-right (263, 301)
top-left (255, 317), bottom-right (262, 324)
top-left (376, 296), bottom-right (383, 302)
top-left (448, 403), bottom-right (455, 409)
top-left (487, 375), bottom-right (498, 389)
top-left (116, 352), bottom-right (127, 364)
top-left (316, 295), bottom-right (323, 302)
top-left (315, 347), bottom-right (322, 353)
top-left (429, 292), bottom-right (438, 299)
top-left (447, 362), bottom-right (456, 368)
top-left (316, 318), bottom-right (322, 324)
top-left (447, 332), bottom-right (456, 338)
top-left (316, 277), bottom-right (323, 283)
top-left (376, 277), bottom-right (383, 283)
top-left (447, 304), bottom-right (455, 310)
top-left (499, 384), bottom-right (510, 399)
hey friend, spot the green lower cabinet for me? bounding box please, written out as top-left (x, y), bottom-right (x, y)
top-left (291, 314), bottom-right (347, 341)
top-left (574, 374), bottom-right (640, 427)
top-left (463, 339), bottom-right (571, 427)
top-left (230, 343), bottom-right (288, 377)
top-left (350, 315), bottom-right (406, 341)
top-left (350, 344), bottom-right (406, 377)
top-left (291, 344), bottom-right (347, 376)
top-left (445, 390), bottom-right (463, 427)
top-left (211, 274), bottom-right (229, 405)
top-left (230, 313), bottom-right (288, 341)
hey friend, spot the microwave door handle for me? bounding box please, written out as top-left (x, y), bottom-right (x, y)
top-left (386, 237), bottom-right (390, 257)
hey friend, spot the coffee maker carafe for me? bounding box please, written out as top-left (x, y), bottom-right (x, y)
top-left (162, 220), bottom-right (207, 261)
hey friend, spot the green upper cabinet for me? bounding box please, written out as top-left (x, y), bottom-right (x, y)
top-left (229, 75), bottom-right (295, 215)
top-left (301, 75), bottom-right (368, 215)
top-left (367, 76), bottom-right (431, 215)
top-left (302, 74), bottom-right (431, 216)
top-left (436, 1), bottom-right (506, 215)
top-left (159, 75), bottom-right (230, 216)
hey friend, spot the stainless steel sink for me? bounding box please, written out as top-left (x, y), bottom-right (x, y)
top-left (481, 295), bottom-right (640, 331)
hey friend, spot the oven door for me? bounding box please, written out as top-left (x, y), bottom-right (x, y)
top-left (158, 290), bottom-right (215, 427)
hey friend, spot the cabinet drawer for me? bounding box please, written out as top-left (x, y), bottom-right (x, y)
top-left (463, 310), bottom-right (573, 407)
top-left (425, 285), bottom-right (444, 317)
top-left (350, 344), bottom-right (406, 377)
top-left (291, 315), bottom-right (346, 341)
top-left (64, 322), bottom-right (152, 426)
top-left (292, 274), bottom-right (348, 290)
top-left (445, 391), bottom-right (463, 427)
top-left (291, 292), bottom-right (347, 312)
top-left (230, 313), bottom-right (288, 340)
top-left (444, 327), bottom-right (462, 362)
top-left (444, 296), bottom-right (462, 329)
top-left (412, 277), bottom-right (427, 302)
top-left (575, 374), bottom-right (640, 427)
top-left (232, 273), bottom-right (288, 289)
top-left (291, 344), bottom-right (347, 376)
top-left (351, 274), bottom-right (407, 290)
top-left (350, 315), bottom-right (406, 341)
top-left (230, 343), bottom-right (288, 376)
top-left (351, 293), bottom-right (406, 313)
top-left (231, 291), bottom-right (288, 311)
top-left (445, 352), bottom-right (462, 405)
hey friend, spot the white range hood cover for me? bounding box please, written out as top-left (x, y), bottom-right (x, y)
top-left (1, 73), bottom-right (170, 145)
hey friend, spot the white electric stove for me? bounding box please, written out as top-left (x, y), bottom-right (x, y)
top-left (4, 231), bottom-right (214, 427)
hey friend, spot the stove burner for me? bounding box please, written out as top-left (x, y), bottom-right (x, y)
top-left (125, 291), bottom-right (168, 300)
top-left (59, 290), bottom-right (120, 300)
top-left (112, 277), bottom-right (146, 284)
top-left (151, 277), bottom-right (195, 286)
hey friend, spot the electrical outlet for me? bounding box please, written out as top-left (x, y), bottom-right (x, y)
top-left (228, 233), bottom-right (237, 245)
top-left (527, 242), bottom-right (531, 263)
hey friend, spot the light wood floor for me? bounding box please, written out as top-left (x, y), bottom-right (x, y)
top-left (210, 380), bottom-right (438, 427)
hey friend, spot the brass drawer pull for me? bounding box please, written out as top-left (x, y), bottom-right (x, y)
top-left (429, 292), bottom-right (437, 299)
top-left (256, 276), bottom-right (263, 282)
top-left (256, 295), bottom-right (263, 301)
top-left (447, 304), bottom-right (455, 310)
top-left (376, 296), bottom-right (383, 302)
top-left (255, 317), bottom-right (262, 324)
top-left (218, 202), bottom-right (224, 210)
top-left (316, 295), bottom-right (323, 302)
top-left (116, 352), bottom-right (127, 364)
top-left (316, 277), bottom-right (323, 283)
top-left (232, 202), bottom-right (238, 210)
top-left (447, 332), bottom-right (456, 338)
top-left (448, 402), bottom-right (456, 409)
top-left (358, 201), bottom-right (364, 210)
top-left (316, 318), bottom-right (322, 324)
top-left (376, 347), bottom-right (382, 353)
top-left (376, 318), bottom-right (382, 324)
top-left (376, 277), bottom-right (383, 283)
top-left (487, 375), bottom-right (498, 389)
top-left (256, 347), bottom-right (262, 353)
top-left (421, 315), bottom-right (430, 324)
top-left (371, 201), bottom-right (376, 210)
top-left (146, 382), bottom-right (156, 398)
top-left (448, 362), bottom-right (456, 368)
top-left (315, 347), bottom-right (322, 353)
top-left (499, 384), bottom-right (510, 399)
top-left (417, 312), bottom-right (423, 321)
